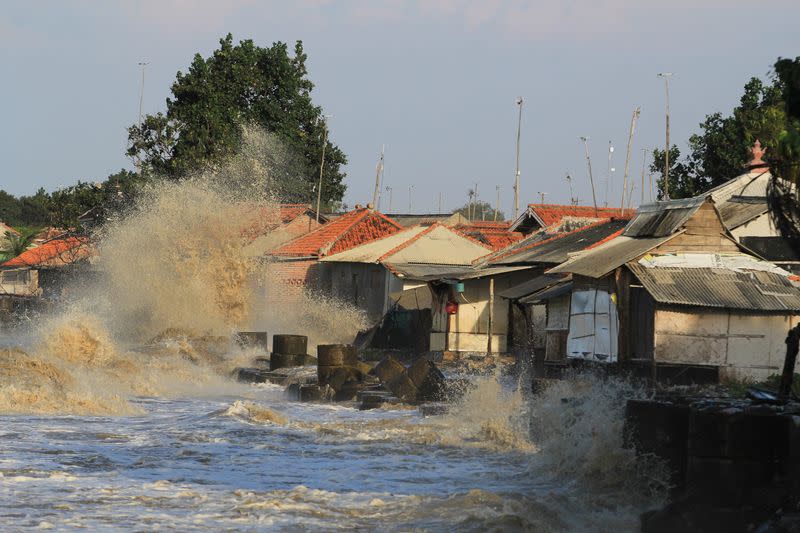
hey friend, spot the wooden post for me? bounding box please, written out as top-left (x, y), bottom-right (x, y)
top-left (487, 278), bottom-right (495, 354)
top-left (779, 324), bottom-right (800, 401)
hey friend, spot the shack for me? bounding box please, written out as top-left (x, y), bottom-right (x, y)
top-left (318, 222), bottom-right (494, 322)
top-left (548, 195), bottom-right (800, 381)
top-left (266, 207), bottom-right (402, 304)
top-left (485, 218), bottom-right (629, 361)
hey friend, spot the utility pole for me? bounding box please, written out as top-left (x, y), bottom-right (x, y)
top-left (606, 142), bottom-right (614, 207)
top-left (137, 61), bottom-right (148, 125)
top-left (566, 174), bottom-right (575, 205)
top-left (658, 72), bottom-right (673, 200)
top-left (513, 97), bottom-right (523, 219)
top-left (372, 145), bottom-right (385, 209)
top-left (474, 182), bottom-right (480, 220)
top-left (494, 185), bottom-right (500, 221)
top-left (315, 114), bottom-right (332, 222)
top-left (408, 185), bottom-right (414, 213)
top-left (649, 173), bottom-right (654, 202)
top-left (538, 191), bottom-right (547, 204)
top-left (438, 192), bottom-right (443, 213)
top-left (621, 106), bottom-right (641, 215)
top-left (580, 136), bottom-right (599, 217)
top-left (640, 148), bottom-right (648, 204)
top-left (135, 61), bottom-right (148, 173)
top-left (385, 186), bottom-right (393, 212)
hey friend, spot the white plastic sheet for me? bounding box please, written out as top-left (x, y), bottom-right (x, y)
top-left (566, 289), bottom-right (618, 362)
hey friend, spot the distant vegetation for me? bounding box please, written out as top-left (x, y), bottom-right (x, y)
top-left (455, 200), bottom-right (506, 222)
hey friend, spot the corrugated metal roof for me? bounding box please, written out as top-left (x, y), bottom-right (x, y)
top-left (320, 223), bottom-right (491, 265)
top-left (547, 234), bottom-right (677, 278)
top-left (623, 196), bottom-right (706, 237)
top-left (520, 281), bottom-right (573, 304)
top-left (628, 262), bottom-right (800, 312)
top-left (498, 273), bottom-right (569, 300)
top-left (487, 219), bottom-right (628, 266)
top-left (707, 169), bottom-right (771, 204)
top-left (386, 263), bottom-right (530, 282)
top-left (717, 195), bottom-right (769, 229)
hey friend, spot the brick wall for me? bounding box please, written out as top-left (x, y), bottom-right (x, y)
top-left (264, 259), bottom-right (322, 305)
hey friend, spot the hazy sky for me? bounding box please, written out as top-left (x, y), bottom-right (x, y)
top-left (1, 1), bottom-right (798, 216)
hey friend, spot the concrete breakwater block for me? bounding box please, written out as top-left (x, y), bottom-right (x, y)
top-left (253, 356), bottom-right (271, 369)
top-left (688, 408), bottom-right (787, 459)
top-left (624, 399), bottom-right (690, 485)
top-left (407, 358), bottom-right (446, 400)
top-left (317, 344), bottom-right (357, 366)
top-left (270, 353), bottom-right (306, 371)
top-left (372, 357), bottom-right (406, 384)
top-left (235, 367), bottom-right (270, 383)
top-left (273, 334), bottom-right (308, 355)
top-left (234, 331), bottom-right (269, 350)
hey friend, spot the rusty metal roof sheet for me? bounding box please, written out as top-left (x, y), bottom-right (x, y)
top-left (623, 196), bottom-right (706, 237)
top-left (628, 262), bottom-right (800, 312)
top-left (717, 195), bottom-right (769, 230)
top-left (547, 234), bottom-right (677, 278)
top-left (486, 219), bottom-right (628, 266)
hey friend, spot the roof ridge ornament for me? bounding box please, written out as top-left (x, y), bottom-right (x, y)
top-left (748, 139), bottom-right (768, 168)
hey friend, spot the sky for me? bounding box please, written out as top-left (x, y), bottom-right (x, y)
top-left (1, 0), bottom-right (798, 217)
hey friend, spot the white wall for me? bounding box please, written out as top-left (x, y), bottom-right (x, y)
top-left (654, 309), bottom-right (799, 381)
top-left (731, 212), bottom-right (780, 239)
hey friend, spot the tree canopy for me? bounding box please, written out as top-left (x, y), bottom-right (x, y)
top-left (650, 76), bottom-right (788, 199)
top-left (454, 200), bottom-right (505, 222)
top-left (127, 34), bottom-right (347, 205)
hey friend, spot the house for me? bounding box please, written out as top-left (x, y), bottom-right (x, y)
top-left (454, 220), bottom-right (524, 251)
top-left (318, 222), bottom-right (494, 322)
top-left (266, 207), bottom-right (403, 303)
top-left (486, 218), bottom-right (630, 364)
top-left (241, 203), bottom-right (329, 257)
top-left (509, 203), bottom-right (627, 235)
top-left (547, 194), bottom-right (800, 382)
top-left (385, 263), bottom-right (533, 354)
top-left (0, 236), bottom-right (94, 300)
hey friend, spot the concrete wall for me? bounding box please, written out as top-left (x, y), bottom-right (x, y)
top-left (429, 270), bottom-right (531, 354)
top-left (654, 308), bottom-right (799, 381)
top-left (321, 262), bottom-right (393, 322)
top-left (730, 212), bottom-right (780, 240)
top-left (0, 268), bottom-right (38, 297)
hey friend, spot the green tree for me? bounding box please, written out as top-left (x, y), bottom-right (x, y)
top-left (1, 229), bottom-right (37, 260)
top-left (48, 170), bottom-right (145, 230)
top-left (455, 200), bottom-right (505, 221)
top-left (127, 34), bottom-right (347, 204)
top-left (651, 76), bottom-right (788, 199)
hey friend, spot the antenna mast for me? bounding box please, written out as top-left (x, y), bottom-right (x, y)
top-left (513, 97), bottom-right (523, 219)
top-left (372, 144), bottom-right (385, 209)
top-left (621, 106), bottom-right (641, 215)
top-left (580, 136), bottom-right (598, 217)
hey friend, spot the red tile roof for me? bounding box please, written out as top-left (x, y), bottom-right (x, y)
top-left (279, 204), bottom-right (314, 223)
top-left (271, 208), bottom-right (403, 257)
top-left (2, 236), bottom-right (92, 268)
top-left (528, 204), bottom-right (627, 227)
top-left (454, 221), bottom-right (524, 251)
